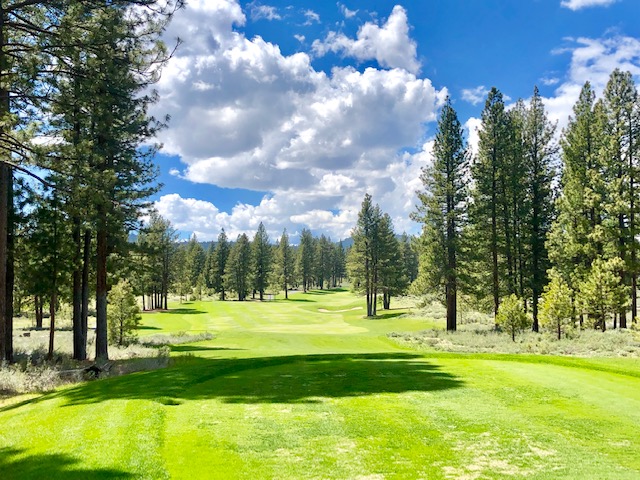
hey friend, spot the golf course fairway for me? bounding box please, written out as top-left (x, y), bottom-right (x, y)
top-left (1, 289), bottom-right (639, 479)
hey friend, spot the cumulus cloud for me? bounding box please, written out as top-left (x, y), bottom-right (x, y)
top-left (560, 0), bottom-right (617, 11)
top-left (312, 5), bottom-right (420, 74)
top-left (151, 0), bottom-right (446, 240)
top-left (461, 85), bottom-right (490, 106)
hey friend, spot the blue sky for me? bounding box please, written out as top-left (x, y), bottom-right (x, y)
top-left (150, 0), bottom-right (640, 241)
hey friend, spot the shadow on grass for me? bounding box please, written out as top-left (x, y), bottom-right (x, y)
top-left (369, 312), bottom-right (406, 320)
top-left (0, 447), bottom-right (133, 479)
top-left (279, 298), bottom-right (315, 303)
top-left (160, 308), bottom-right (207, 315)
top-left (169, 345), bottom-right (243, 353)
top-left (33, 352), bottom-right (463, 407)
top-left (136, 325), bottom-right (162, 331)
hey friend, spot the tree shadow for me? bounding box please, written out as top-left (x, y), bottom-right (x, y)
top-left (136, 325), bottom-right (161, 331)
top-left (305, 290), bottom-right (333, 295)
top-left (279, 298), bottom-right (314, 303)
top-left (369, 312), bottom-right (406, 320)
top-left (0, 447), bottom-right (133, 479)
top-left (49, 352), bottom-right (462, 406)
top-left (158, 308), bottom-right (207, 315)
top-left (169, 345), bottom-right (244, 353)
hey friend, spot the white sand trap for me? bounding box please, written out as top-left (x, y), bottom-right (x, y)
top-left (317, 307), bottom-right (363, 313)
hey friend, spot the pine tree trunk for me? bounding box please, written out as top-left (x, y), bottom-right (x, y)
top-left (446, 283), bottom-right (457, 332)
top-left (72, 219), bottom-right (83, 360)
top-left (35, 296), bottom-right (42, 329)
top-left (491, 167), bottom-right (500, 322)
top-left (48, 294), bottom-right (56, 360)
top-left (0, 11), bottom-right (13, 363)
top-left (81, 229), bottom-right (90, 360)
top-left (95, 225), bottom-right (109, 360)
top-left (5, 169), bottom-right (13, 362)
top-left (0, 163), bottom-right (9, 363)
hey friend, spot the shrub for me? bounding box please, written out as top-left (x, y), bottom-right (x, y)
top-left (108, 279), bottom-right (141, 346)
top-left (496, 294), bottom-right (529, 341)
top-left (540, 271), bottom-right (574, 339)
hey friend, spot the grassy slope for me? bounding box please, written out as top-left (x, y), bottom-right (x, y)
top-left (0, 289), bottom-right (639, 479)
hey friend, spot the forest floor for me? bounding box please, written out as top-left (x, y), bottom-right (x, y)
top-left (1, 289), bottom-right (639, 479)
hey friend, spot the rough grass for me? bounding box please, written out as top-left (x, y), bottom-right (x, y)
top-left (1, 289), bottom-right (639, 479)
top-left (392, 327), bottom-right (640, 357)
top-left (0, 318), bottom-right (210, 396)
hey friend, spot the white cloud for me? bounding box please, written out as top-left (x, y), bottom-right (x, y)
top-left (151, 0), bottom-right (445, 240)
top-left (541, 76), bottom-right (560, 86)
top-left (303, 9), bottom-right (320, 25)
top-left (249, 3), bottom-right (281, 21)
top-left (461, 85), bottom-right (490, 106)
top-left (312, 5), bottom-right (420, 74)
top-left (294, 34), bottom-right (305, 43)
top-left (338, 2), bottom-right (358, 19)
top-left (464, 117), bottom-right (482, 158)
top-left (560, 0), bottom-right (617, 11)
top-left (543, 35), bottom-right (640, 129)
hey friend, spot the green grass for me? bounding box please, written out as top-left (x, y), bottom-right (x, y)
top-left (1, 289), bottom-right (640, 479)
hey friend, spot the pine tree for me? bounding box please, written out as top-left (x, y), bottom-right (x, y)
top-left (185, 234), bottom-right (206, 289)
top-left (252, 223), bottom-right (272, 300)
top-left (540, 270), bottom-right (574, 339)
top-left (496, 294), bottom-right (529, 341)
top-left (225, 234), bottom-right (251, 301)
top-left (522, 86), bottom-right (556, 332)
top-left (211, 230), bottom-right (230, 301)
top-left (414, 98), bottom-right (468, 330)
top-left (548, 82), bottom-right (605, 325)
top-left (377, 214), bottom-right (406, 310)
top-left (108, 279), bottom-right (141, 346)
top-left (275, 229), bottom-right (295, 299)
top-left (297, 228), bottom-right (315, 292)
top-left (469, 88), bottom-right (511, 318)
top-left (602, 70), bottom-right (639, 327)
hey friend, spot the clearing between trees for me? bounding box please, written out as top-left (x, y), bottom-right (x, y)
top-left (1, 289), bottom-right (639, 479)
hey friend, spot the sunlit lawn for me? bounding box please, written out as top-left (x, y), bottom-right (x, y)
top-left (1, 289), bottom-right (639, 479)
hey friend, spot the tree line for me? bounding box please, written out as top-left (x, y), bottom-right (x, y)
top-left (417, 70), bottom-right (640, 336)
top-left (132, 208), bottom-right (419, 317)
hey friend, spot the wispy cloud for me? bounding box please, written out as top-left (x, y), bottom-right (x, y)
top-left (303, 9), bottom-right (320, 25)
top-left (338, 2), bottom-right (358, 19)
top-left (541, 76), bottom-right (560, 86)
top-left (249, 2), bottom-right (281, 21)
top-left (560, 0), bottom-right (617, 11)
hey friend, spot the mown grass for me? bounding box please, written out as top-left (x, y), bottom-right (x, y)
top-left (1, 289), bottom-right (639, 479)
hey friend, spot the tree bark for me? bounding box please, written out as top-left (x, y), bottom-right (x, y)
top-left (80, 229), bottom-right (90, 360)
top-left (95, 224), bottom-right (109, 360)
top-left (48, 294), bottom-right (56, 360)
top-left (72, 219), bottom-right (83, 359)
top-left (5, 168), bottom-right (13, 361)
top-left (0, 163), bottom-right (9, 362)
